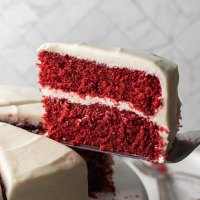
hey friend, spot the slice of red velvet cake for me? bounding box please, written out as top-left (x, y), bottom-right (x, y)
top-left (37, 43), bottom-right (181, 163)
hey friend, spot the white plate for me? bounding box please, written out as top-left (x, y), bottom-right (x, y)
top-left (90, 156), bottom-right (148, 200)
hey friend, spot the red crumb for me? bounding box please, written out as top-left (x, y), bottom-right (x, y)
top-left (159, 127), bottom-right (169, 133)
top-left (38, 51), bottom-right (163, 116)
top-left (42, 97), bottom-right (165, 161)
top-left (154, 163), bottom-right (168, 174)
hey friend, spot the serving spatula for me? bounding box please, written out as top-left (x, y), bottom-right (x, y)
top-left (66, 130), bottom-right (200, 163)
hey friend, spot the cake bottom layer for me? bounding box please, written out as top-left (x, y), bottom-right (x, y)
top-left (43, 97), bottom-right (165, 161)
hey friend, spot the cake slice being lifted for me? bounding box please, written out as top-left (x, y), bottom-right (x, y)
top-left (37, 43), bottom-right (181, 162)
top-left (0, 123), bottom-right (88, 200)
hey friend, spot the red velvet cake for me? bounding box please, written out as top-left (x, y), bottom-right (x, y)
top-left (0, 85), bottom-right (115, 197)
top-left (37, 43), bottom-right (181, 162)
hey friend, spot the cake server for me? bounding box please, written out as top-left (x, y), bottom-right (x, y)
top-left (167, 130), bottom-right (200, 163)
top-left (67, 130), bottom-right (200, 163)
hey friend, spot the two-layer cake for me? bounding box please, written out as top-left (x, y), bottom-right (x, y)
top-left (37, 43), bottom-right (181, 162)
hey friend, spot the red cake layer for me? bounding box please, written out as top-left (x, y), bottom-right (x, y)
top-left (38, 51), bottom-right (162, 116)
top-left (42, 97), bottom-right (165, 161)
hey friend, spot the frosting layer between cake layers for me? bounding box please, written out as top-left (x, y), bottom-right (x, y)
top-left (38, 43), bottom-right (181, 162)
top-left (0, 123), bottom-right (88, 200)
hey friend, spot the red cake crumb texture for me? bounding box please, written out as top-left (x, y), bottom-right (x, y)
top-left (42, 97), bottom-right (165, 161)
top-left (38, 51), bottom-right (163, 116)
top-left (153, 163), bottom-right (167, 174)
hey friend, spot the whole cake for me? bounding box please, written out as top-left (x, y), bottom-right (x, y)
top-left (37, 43), bottom-right (181, 162)
top-left (0, 123), bottom-right (88, 200)
top-left (0, 85), bottom-right (115, 197)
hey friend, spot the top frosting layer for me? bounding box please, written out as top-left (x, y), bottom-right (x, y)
top-left (0, 123), bottom-right (88, 200)
top-left (0, 85), bottom-right (41, 107)
top-left (37, 43), bottom-right (178, 74)
top-left (38, 43), bottom-right (180, 146)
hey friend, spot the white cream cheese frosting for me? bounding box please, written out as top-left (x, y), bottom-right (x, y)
top-left (0, 85), bottom-right (41, 107)
top-left (38, 43), bottom-right (181, 157)
top-left (0, 123), bottom-right (88, 200)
